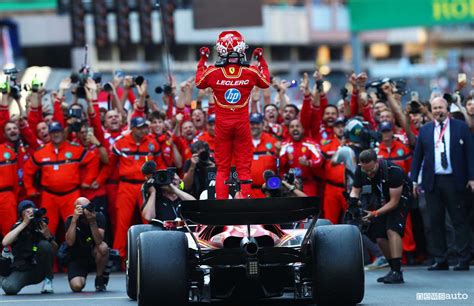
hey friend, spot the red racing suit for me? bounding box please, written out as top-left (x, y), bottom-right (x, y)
top-left (196, 62), bottom-right (270, 199)
top-left (0, 143), bottom-right (19, 237)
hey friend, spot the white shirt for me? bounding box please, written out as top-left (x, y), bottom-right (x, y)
top-left (433, 118), bottom-right (452, 174)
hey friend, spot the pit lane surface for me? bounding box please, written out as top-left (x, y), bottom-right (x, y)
top-left (1, 267), bottom-right (473, 305)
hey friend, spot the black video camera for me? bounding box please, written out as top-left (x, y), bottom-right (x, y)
top-left (155, 83), bottom-right (173, 95)
top-left (153, 167), bottom-right (176, 187)
top-left (71, 66), bottom-right (102, 100)
top-left (344, 197), bottom-right (370, 233)
top-left (263, 169), bottom-right (295, 197)
top-left (1, 67), bottom-right (22, 100)
top-left (32, 208), bottom-right (48, 226)
top-left (367, 78), bottom-right (408, 102)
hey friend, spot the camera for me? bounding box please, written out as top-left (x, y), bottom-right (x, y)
top-left (1, 67), bottom-right (22, 100)
top-left (315, 79), bottom-right (324, 93)
top-left (132, 75), bottom-right (144, 87)
top-left (31, 77), bottom-right (43, 93)
top-left (70, 65), bottom-right (102, 99)
top-left (32, 208), bottom-right (48, 225)
top-left (367, 78), bottom-right (407, 102)
top-left (81, 202), bottom-right (95, 212)
top-left (155, 83), bottom-right (173, 95)
top-left (153, 168), bottom-right (176, 186)
top-left (68, 108), bottom-right (82, 119)
top-left (263, 170), bottom-right (296, 197)
top-left (344, 118), bottom-right (381, 149)
top-left (198, 150), bottom-right (210, 163)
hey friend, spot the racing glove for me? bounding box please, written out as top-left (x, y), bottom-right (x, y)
top-left (252, 48), bottom-right (264, 61)
top-left (199, 47), bottom-right (210, 60)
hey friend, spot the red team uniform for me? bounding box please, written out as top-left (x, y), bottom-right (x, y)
top-left (279, 138), bottom-right (323, 196)
top-left (195, 31), bottom-right (270, 199)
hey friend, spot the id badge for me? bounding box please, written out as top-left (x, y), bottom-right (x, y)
top-left (253, 155), bottom-right (259, 161)
top-left (134, 155), bottom-right (139, 161)
top-left (53, 165), bottom-right (59, 171)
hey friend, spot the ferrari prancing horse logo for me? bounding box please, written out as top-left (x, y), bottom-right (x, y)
top-left (229, 67), bottom-right (235, 74)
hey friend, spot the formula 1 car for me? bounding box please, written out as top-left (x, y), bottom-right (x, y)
top-left (126, 197), bottom-right (364, 306)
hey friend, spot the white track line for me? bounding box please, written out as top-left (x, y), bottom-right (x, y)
top-left (0, 296), bottom-right (128, 303)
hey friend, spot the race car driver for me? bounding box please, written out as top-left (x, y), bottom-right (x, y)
top-left (195, 31), bottom-right (271, 199)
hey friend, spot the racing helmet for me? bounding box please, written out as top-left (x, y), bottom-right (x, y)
top-left (215, 31), bottom-right (247, 58)
top-left (344, 118), bottom-right (364, 143)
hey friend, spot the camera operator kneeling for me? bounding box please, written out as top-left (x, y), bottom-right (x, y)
top-left (1, 200), bottom-right (57, 295)
top-left (64, 197), bottom-right (109, 292)
top-left (142, 170), bottom-right (196, 223)
top-left (348, 149), bottom-right (411, 284)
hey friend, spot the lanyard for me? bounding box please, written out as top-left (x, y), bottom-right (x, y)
top-left (435, 120), bottom-right (448, 148)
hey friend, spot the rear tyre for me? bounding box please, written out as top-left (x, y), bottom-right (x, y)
top-left (311, 224), bottom-right (364, 305)
top-left (137, 231), bottom-right (189, 306)
top-left (126, 224), bottom-right (159, 300)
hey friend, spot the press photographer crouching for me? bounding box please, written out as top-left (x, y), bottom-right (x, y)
top-left (141, 161), bottom-right (196, 223)
top-left (347, 149), bottom-right (412, 284)
top-left (1, 200), bottom-right (57, 295)
top-left (64, 197), bottom-right (108, 292)
top-left (261, 169), bottom-right (307, 198)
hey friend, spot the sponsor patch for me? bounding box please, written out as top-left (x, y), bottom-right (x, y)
top-left (224, 88), bottom-right (241, 104)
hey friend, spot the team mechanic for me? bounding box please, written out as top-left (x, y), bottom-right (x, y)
top-left (348, 149), bottom-right (412, 284)
top-left (195, 31), bottom-right (271, 199)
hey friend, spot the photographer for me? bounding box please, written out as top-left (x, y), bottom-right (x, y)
top-left (183, 140), bottom-right (215, 199)
top-left (1, 200), bottom-right (56, 295)
top-left (64, 197), bottom-right (109, 292)
top-left (141, 163), bottom-right (196, 222)
top-left (348, 149), bottom-right (410, 284)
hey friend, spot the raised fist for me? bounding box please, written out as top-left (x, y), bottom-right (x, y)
top-left (252, 48), bottom-right (264, 60)
top-left (200, 47), bottom-right (210, 59)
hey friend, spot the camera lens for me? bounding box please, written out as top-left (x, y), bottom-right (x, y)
top-left (266, 176), bottom-right (282, 190)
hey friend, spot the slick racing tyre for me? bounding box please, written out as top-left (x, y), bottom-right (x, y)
top-left (126, 224), bottom-right (160, 300)
top-left (311, 224), bottom-right (364, 305)
top-left (137, 231), bottom-right (189, 306)
top-left (316, 218), bottom-right (333, 226)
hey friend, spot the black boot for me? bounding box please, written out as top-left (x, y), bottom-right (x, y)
top-left (95, 275), bottom-right (107, 292)
top-left (383, 270), bottom-right (404, 284)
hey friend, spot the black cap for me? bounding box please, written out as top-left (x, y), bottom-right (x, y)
top-left (379, 121), bottom-right (393, 132)
top-left (250, 113), bottom-right (264, 124)
top-left (18, 200), bottom-right (35, 216)
top-left (131, 116), bottom-right (149, 128)
top-left (48, 121), bottom-right (63, 133)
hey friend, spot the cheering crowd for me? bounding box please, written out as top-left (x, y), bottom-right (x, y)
top-left (0, 65), bottom-right (474, 291)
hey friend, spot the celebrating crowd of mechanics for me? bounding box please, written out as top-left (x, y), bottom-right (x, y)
top-left (1, 32), bottom-right (474, 294)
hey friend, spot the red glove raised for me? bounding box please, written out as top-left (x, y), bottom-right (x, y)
top-left (199, 47), bottom-right (210, 59)
top-left (252, 48), bottom-right (264, 60)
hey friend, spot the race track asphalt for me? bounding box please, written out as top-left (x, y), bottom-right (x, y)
top-left (1, 266), bottom-right (473, 305)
